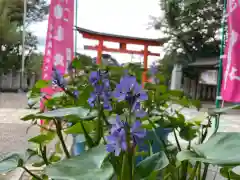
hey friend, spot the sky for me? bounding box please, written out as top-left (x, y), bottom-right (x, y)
top-left (29, 0), bottom-right (164, 66)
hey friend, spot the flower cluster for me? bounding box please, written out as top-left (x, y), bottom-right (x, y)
top-left (113, 75), bottom-right (148, 118)
top-left (88, 70), bottom-right (112, 110)
top-left (52, 67), bottom-right (66, 89)
top-left (52, 67), bottom-right (79, 99)
top-left (149, 62), bottom-right (159, 84)
top-left (106, 115), bottom-right (146, 156)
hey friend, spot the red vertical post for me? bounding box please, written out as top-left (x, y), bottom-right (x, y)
top-left (142, 45), bottom-right (148, 86)
top-left (97, 39), bottom-right (103, 64)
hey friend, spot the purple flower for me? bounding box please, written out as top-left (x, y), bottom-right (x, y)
top-left (131, 121), bottom-right (146, 145)
top-left (149, 62), bottom-right (158, 76)
top-left (113, 75), bottom-right (147, 104)
top-left (149, 63), bottom-right (159, 84)
top-left (88, 70), bottom-right (112, 110)
top-left (89, 71), bottom-right (100, 86)
top-left (73, 90), bottom-right (79, 99)
top-left (106, 129), bottom-right (127, 156)
top-left (110, 115), bottom-right (126, 134)
top-left (113, 75), bottom-right (147, 117)
top-left (52, 67), bottom-right (66, 88)
top-left (133, 102), bottom-right (147, 118)
top-left (106, 116), bottom-right (146, 156)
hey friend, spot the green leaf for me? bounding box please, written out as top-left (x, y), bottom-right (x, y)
top-left (135, 151), bottom-right (169, 179)
top-left (168, 90), bottom-right (184, 97)
top-left (189, 112), bottom-right (208, 125)
top-left (64, 121), bottom-right (95, 134)
top-left (179, 125), bottom-right (198, 141)
top-left (21, 114), bottom-right (36, 121)
top-left (49, 154), bottom-right (61, 163)
top-left (28, 132), bottom-right (56, 145)
top-left (35, 80), bottom-right (50, 89)
top-left (184, 0), bottom-right (200, 7)
top-left (220, 167), bottom-right (240, 179)
top-left (55, 141), bottom-right (63, 154)
top-left (22, 107), bottom-right (97, 121)
top-left (157, 85), bottom-right (167, 93)
top-left (72, 58), bottom-right (82, 69)
top-left (209, 104), bottom-right (240, 115)
top-left (32, 161), bottom-right (45, 167)
top-left (45, 145), bottom-right (113, 180)
top-left (177, 132), bottom-right (240, 166)
top-left (0, 153), bottom-right (25, 173)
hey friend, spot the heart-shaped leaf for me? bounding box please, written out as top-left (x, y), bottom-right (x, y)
top-left (45, 144), bottom-right (113, 180)
top-left (220, 167), bottom-right (240, 179)
top-left (28, 132), bottom-right (56, 145)
top-left (64, 121), bottom-right (96, 134)
top-left (0, 153), bottom-right (26, 173)
top-left (35, 80), bottom-right (51, 89)
top-left (177, 132), bottom-right (240, 166)
top-left (135, 151), bottom-right (169, 179)
top-left (21, 107), bottom-right (97, 121)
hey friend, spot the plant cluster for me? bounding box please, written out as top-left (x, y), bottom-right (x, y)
top-left (0, 59), bottom-right (240, 180)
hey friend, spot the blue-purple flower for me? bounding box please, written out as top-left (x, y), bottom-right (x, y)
top-left (73, 90), bottom-right (79, 99)
top-left (52, 68), bottom-right (65, 87)
top-left (149, 62), bottom-right (159, 84)
top-left (52, 67), bottom-right (66, 89)
top-left (130, 120), bottom-right (146, 145)
top-left (149, 62), bottom-right (158, 76)
top-left (88, 70), bottom-right (112, 110)
top-left (113, 75), bottom-right (147, 117)
top-left (106, 116), bottom-right (146, 156)
top-left (106, 128), bottom-right (127, 156)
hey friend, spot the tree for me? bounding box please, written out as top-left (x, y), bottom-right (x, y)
top-left (152, 0), bottom-right (224, 65)
top-left (0, 0), bottom-right (48, 73)
top-left (0, 0), bottom-right (21, 72)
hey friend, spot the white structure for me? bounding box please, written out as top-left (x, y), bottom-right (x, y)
top-left (170, 64), bottom-right (183, 90)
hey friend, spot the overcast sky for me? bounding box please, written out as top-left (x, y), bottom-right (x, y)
top-left (29, 0), bottom-right (164, 65)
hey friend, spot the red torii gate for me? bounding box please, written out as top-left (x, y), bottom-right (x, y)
top-left (76, 27), bottom-right (166, 85)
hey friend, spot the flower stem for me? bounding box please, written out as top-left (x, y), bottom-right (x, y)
top-left (173, 128), bottom-right (181, 151)
top-left (181, 161), bottom-right (188, 180)
top-left (197, 163), bottom-right (201, 180)
top-left (39, 144), bottom-right (49, 165)
top-left (54, 119), bottom-right (70, 159)
top-left (201, 164), bottom-right (209, 180)
top-left (188, 162), bottom-right (200, 180)
top-left (120, 153), bottom-right (132, 180)
top-left (22, 166), bottom-right (42, 180)
top-left (95, 103), bottom-right (103, 145)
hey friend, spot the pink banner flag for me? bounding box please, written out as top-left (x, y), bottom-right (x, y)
top-left (40, 0), bottom-right (74, 120)
top-left (221, 0), bottom-right (240, 102)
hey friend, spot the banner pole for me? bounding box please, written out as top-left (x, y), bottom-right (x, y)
top-left (72, 0), bottom-right (85, 156)
top-left (214, 0), bottom-right (227, 132)
top-left (74, 0), bottom-right (78, 55)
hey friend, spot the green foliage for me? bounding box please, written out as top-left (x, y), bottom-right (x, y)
top-left (135, 151), bottom-right (169, 179)
top-left (1, 61), bottom-right (240, 180)
top-left (153, 0), bottom-right (224, 79)
top-left (177, 132), bottom-right (240, 166)
top-left (45, 145), bottom-right (114, 180)
top-left (0, 0), bottom-right (48, 72)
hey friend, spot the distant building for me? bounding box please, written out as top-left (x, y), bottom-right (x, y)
top-left (92, 54), bottom-right (120, 66)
